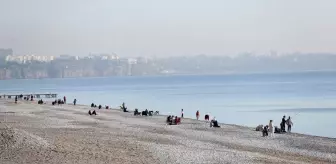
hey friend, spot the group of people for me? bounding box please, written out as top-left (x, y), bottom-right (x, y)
top-left (166, 115), bottom-right (181, 125)
top-left (51, 96), bottom-right (77, 106)
top-left (180, 109), bottom-right (219, 128)
top-left (281, 115), bottom-right (293, 133)
top-left (261, 115), bottom-right (294, 137)
top-left (37, 99), bottom-right (44, 104)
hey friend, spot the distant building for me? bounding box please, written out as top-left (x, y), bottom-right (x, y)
top-left (6, 54), bottom-right (54, 63)
top-left (57, 54), bottom-right (78, 60)
top-left (127, 58), bottom-right (137, 64)
top-left (136, 57), bottom-right (149, 64)
top-left (87, 53), bottom-right (119, 60)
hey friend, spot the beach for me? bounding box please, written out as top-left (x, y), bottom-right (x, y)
top-left (0, 100), bottom-right (336, 164)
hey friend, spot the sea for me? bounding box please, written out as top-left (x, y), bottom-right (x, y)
top-left (1, 71), bottom-right (336, 138)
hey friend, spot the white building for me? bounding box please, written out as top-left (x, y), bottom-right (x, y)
top-left (6, 55), bottom-right (54, 63)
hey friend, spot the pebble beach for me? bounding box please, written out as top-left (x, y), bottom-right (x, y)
top-left (1, 100), bottom-right (336, 164)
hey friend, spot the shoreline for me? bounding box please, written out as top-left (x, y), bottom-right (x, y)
top-left (1, 99), bottom-right (336, 163)
top-left (7, 98), bottom-right (336, 140)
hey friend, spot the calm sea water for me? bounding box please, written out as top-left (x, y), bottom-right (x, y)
top-left (1, 71), bottom-right (336, 138)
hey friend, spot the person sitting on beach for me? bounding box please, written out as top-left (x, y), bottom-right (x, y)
top-left (105, 105), bottom-right (109, 109)
top-left (92, 110), bottom-right (97, 115)
top-left (134, 108), bottom-right (140, 115)
top-left (174, 116), bottom-right (181, 125)
top-left (166, 115), bottom-right (171, 123)
top-left (38, 99), bottom-right (44, 104)
top-left (262, 125), bottom-right (269, 137)
top-left (142, 110), bottom-right (148, 116)
top-left (91, 103), bottom-right (95, 108)
top-left (205, 114), bottom-right (209, 121)
top-left (169, 115), bottom-right (175, 125)
top-left (98, 105), bottom-right (102, 109)
top-left (120, 102), bottom-right (128, 112)
top-left (210, 117), bottom-right (220, 128)
top-left (88, 110), bottom-right (97, 115)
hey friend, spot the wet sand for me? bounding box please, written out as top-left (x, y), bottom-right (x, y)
top-left (0, 100), bottom-right (336, 164)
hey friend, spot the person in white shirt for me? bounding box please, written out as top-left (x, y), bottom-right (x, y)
top-left (286, 116), bottom-right (293, 132)
top-left (268, 120), bottom-right (274, 137)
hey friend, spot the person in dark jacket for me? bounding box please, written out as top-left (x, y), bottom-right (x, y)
top-left (281, 115), bottom-right (286, 132)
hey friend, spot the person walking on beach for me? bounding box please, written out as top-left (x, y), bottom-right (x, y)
top-left (196, 110), bottom-right (200, 120)
top-left (73, 99), bottom-right (77, 106)
top-left (269, 120), bottom-right (274, 137)
top-left (286, 116), bottom-right (293, 132)
top-left (181, 109), bottom-right (184, 118)
top-left (63, 96), bottom-right (66, 104)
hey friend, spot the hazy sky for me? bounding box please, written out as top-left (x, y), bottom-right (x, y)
top-left (1, 0), bottom-right (336, 57)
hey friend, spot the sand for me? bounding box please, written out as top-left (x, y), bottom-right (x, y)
top-left (0, 100), bottom-right (335, 164)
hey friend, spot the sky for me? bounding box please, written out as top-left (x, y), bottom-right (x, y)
top-left (0, 0), bottom-right (336, 57)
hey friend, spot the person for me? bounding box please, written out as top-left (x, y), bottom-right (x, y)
top-left (134, 108), bottom-right (140, 115)
top-left (196, 110), bottom-right (200, 120)
top-left (15, 96), bottom-right (18, 104)
top-left (30, 95), bottom-right (33, 101)
top-left (63, 96), bottom-right (66, 104)
top-left (181, 109), bottom-right (184, 118)
top-left (286, 116), bottom-right (293, 132)
top-left (269, 120), bottom-right (274, 137)
top-left (262, 125), bottom-right (269, 137)
top-left (88, 110), bottom-right (97, 115)
top-left (210, 117), bottom-right (220, 128)
top-left (73, 99), bottom-right (77, 105)
top-left (281, 115), bottom-right (286, 133)
top-left (205, 114), bottom-right (209, 121)
top-left (98, 105), bottom-right (102, 109)
top-left (92, 110), bottom-right (97, 115)
top-left (121, 102), bottom-right (128, 112)
top-left (167, 115), bottom-right (171, 123)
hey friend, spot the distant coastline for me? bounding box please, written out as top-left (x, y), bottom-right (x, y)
top-left (1, 69), bottom-right (336, 81)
